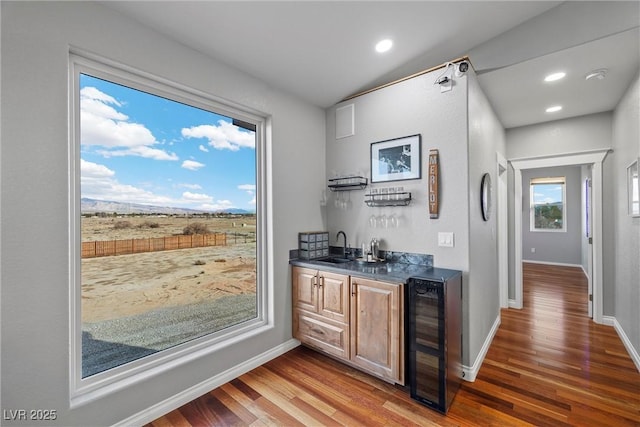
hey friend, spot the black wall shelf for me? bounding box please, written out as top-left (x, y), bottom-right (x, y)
top-left (365, 192), bottom-right (412, 207)
top-left (328, 176), bottom-right (368, 191)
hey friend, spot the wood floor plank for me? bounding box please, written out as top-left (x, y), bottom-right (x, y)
top-left (209, 388), bottom-right (258, 426)
top-left (251, 396), bottom-right (305, 427)
top-left (160, 410), bottom-right (192, 427)
top-left (240, 371), bottom-right (321, 426)
top-left (146, 263), bottom-right (640, 426)
top-left (287, 397), bottom-right (340, 427)
top-left (219, 383), bottom-right (279, 426)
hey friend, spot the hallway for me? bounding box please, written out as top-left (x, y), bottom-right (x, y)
top-left (147, 263), bottom-right (640, 426)
top-left (454, 262), bottom-right (640, 425)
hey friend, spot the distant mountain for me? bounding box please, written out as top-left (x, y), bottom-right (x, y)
top-left (223, 208), bottom-right (254, 214)
top-left (80, 198), bottom-right (253, 215)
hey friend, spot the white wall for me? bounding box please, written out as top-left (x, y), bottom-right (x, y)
top-left (325, 69), bottom-right (472, 362)
top-left (0, 2), bottom-right (325, 426)
top-left (324, 67), bottom-right (505, 371)
top-left (506, 112), bottom-right (614, 310)
top-left (521, 166), bottom-right (583, 265)
top-left (325, 73), bottom-right (470, 261)
top-left (467, 70), bottom-right (505, 370)
top-left (507, 112), bottom-right (613, 159)
top-left (612, 72), bottom-right (640, 363)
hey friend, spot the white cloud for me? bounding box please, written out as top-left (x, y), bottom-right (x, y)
top-left (182, 160), bottom-right (205, 171)
top-left (182, 191), bottom-right (213, 203)
top-left (200, 200), bottom-right (235, 211)
top-left (81, 87), bottom-right (122, 107)
top-left (237, 183), bottom-right (256, 204)
top-left (97, 145), bottom-right (178, 161)
top-left (81, 98), bottom-right (128, 122)
top-left (81, 86), bottom-right (178, 161)
top-left (81, 159), bottom-right (115, 178)
top-left (81, 158), bottom-right (174, 205)
top-left (81, 160), bottom-right (249, 211)
top-left (176, 183), bottom-right (202, 190)
top-left (198, 144), bottom-right (209, 152)
top-left (182, 120), bottom-right (255, 151)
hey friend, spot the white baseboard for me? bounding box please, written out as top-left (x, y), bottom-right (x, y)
top-left (508, 298), bottom-right (520, 309)
top-left (461, 314), bottom-right (501, 382)
top-left (601, 315), bottom-right (615, 327)
top-left (522, 259), bottom-right (583, 269)
top-left (114, 339), bottom-right (301, 427)
top-left (607, 317), bottom-right (640, 373)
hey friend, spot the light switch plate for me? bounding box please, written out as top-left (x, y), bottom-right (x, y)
top-left (438, 232), bottom-right (454, 247)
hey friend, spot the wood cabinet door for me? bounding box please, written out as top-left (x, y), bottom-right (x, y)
top-left (350, 277), bottom-right (403, 383)
top-left (292, 266), bottom-right (317, 313)
top-left (317, 271), bottom-right (349, 323)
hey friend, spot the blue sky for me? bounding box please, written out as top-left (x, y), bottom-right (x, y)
top-left (80, 74), bottom-right (256, 212)
top-left (533, 184), bottom-right (563, 205)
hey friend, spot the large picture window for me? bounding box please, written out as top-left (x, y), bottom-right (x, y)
top-left (530, 177), bottom-right (566, 232)
top-left (70, 54), bottom-right (269, 403)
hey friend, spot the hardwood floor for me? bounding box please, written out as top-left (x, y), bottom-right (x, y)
top-left (146, 263), bottom-right (640, 426)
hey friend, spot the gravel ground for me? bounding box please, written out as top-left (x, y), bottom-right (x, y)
top-left (82, 294), bottom-right (257, 377)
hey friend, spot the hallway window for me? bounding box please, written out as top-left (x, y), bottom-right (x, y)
top-left (530, 177), bottom-right (566, 231)
top-left (70, 54), bottom-right (269, 403)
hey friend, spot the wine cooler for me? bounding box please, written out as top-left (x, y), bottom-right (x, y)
top-left (407, 271), bottom-right (462, 413)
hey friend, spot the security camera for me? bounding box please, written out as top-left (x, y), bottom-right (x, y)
top-left (455, 61), bottom-right (470, 77)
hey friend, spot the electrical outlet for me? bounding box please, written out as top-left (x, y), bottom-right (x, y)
top-left (438, 232), bottom-right (454, 247)
top-left (531, 247), bottom-right (536, 253)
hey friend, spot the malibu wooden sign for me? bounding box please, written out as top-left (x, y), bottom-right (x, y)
top-left (428, 149), bottom-right (439, 219)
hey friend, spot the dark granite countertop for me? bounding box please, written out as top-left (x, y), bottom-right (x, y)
top-left (289, 257), bottom-right (461, 284)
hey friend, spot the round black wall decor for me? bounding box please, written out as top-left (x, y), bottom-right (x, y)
top-left (480, 173), bottom-right (492, 221)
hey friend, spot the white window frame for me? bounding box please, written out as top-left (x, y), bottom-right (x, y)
top-left (529, 176), bottom-right (567, 232)
top-left (68, 52), bottom-right (272, 407)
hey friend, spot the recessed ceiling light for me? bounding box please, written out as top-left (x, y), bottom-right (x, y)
top-left (546, 105), bottom-right (563, 113)
top-left (375, 39), bottom-right (393, 53)
top-left (544, 72), bottom-right (566, 82)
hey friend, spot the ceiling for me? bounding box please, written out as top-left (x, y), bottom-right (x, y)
top-left (104, 1), bottom-right (639, 129)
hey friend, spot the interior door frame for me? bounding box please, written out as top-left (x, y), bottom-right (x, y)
top-left (510, 149), bottom-right (609, 324)
top-left (585, 176), bottom-right (594, 318)
top-left (497, 152), bottom-right (509, 309)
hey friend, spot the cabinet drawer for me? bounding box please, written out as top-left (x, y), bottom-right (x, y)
top-left (293, 310), bottom-right (349, 360)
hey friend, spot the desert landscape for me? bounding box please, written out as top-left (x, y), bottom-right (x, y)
top-left (81, 214), bottom-right (257, 377)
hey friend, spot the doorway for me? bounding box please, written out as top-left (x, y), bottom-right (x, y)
top-left (509, 149), bottom-right (609, 324)
top-left (518, 165), bottom-right (590, 316)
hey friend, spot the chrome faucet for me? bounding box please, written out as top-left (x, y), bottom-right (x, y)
top-left (336, 231), bottom-right (347, 259)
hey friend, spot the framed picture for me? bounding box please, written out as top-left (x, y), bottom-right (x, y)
top-left (371, 134), bottom-right (421, 183)
top-left (628, 158), bottom-right (639, 217)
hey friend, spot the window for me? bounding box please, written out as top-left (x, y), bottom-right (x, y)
top-left (70, 54), bottom-right (270, 404)
top-left (530, 177), bottom-right (566, 231)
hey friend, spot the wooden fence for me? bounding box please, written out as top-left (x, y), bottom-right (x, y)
top-left (82, 233), bottom-right (227, 258)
